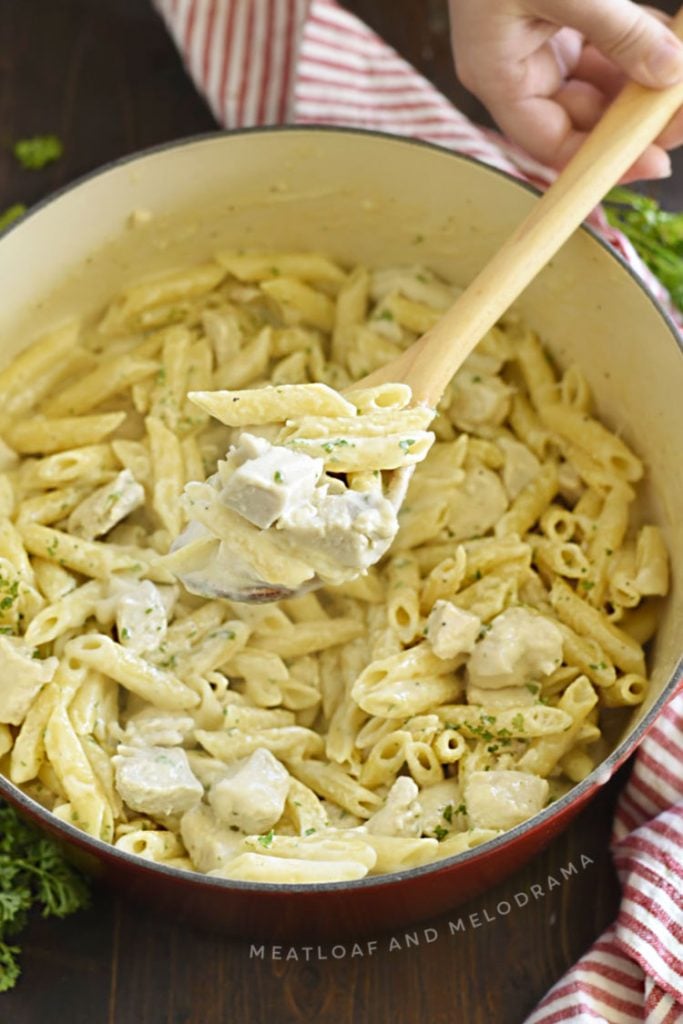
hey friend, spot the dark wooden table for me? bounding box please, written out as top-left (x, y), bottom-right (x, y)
top-left (0, 2), bottom-right (679, 1022)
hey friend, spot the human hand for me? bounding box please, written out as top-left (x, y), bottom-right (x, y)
top-left (448, 0), bottom-right (683, 180)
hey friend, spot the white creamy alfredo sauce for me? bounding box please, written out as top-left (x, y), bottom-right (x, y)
top-left (173, 432), bottom-right (401, 596)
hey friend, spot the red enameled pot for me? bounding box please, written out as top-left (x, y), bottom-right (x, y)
top-left (0, 128), bottom-right (681, 941)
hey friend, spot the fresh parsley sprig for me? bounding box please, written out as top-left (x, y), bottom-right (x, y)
top-left (603, 186), bottom-right (683, 311)
top-left (0, 799), bottom-right (90, 993)
top-left (0, 205), bottom-right (26, 233)
top-left (12, 135), bottom-right (63, 171)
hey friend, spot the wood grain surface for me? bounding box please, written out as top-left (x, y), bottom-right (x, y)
top-left (0, 2), bottom-right (679, 1022)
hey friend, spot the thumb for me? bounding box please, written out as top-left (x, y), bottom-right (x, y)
top-left (544, 0), bottom-right (683, 87)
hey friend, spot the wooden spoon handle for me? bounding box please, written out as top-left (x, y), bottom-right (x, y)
top-left (367, 6), bottom-right (683, 408)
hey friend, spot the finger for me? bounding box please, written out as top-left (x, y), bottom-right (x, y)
top-left (553, 78), bottom-right (683, 160)
top-left (573, 45), bottom-right (628, 100)
top-left (527, 0), bottom-right (683, 87)
top-left (486, 94), bottom-right (587, 167)
top-left (553, 79), bottom-right (609, 131)
top-left (489, 90), bottom-right (672, 180)
top-left (654, 108), bottom-right (683, 149)
top-left (620, 144), bottom-right (672, 181)
top-left (571, 42), bottom-right (683, 150)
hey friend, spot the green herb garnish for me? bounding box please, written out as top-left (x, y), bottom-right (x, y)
top-left (0, 800), bottom-right (90, 992)
top-left (0, 577), bottom-right (19, 613)
top-left (257, 830), bottom-right (274, 849)
top-left (0, 205), bottom-right (27, 232)
top-left (321, 438), bottom-right (351, 453)
top-left (13, 135), bottom-right (63, 171)
top-left (604, 187), bottom-right (683, 311)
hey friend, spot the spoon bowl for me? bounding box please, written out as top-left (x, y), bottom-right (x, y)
top-left (175, 463), bottom-right (415, 602)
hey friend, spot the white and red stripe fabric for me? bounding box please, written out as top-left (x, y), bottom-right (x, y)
top-left (152, 1), bottom-right (683, 1019)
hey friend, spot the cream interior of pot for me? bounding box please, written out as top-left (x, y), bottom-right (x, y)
top-left (0, 129), bottom-right (680, 744)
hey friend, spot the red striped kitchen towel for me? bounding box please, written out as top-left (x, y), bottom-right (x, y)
top-left (153, 2), bottom-right (683, 1020)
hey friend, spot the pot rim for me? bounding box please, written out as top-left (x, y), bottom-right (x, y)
top-left (1, 123), bottom-right (681, 895)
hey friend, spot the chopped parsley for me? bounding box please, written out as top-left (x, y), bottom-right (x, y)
top-left (376, 309), bottom-right (394, 321)
top-left (0, 577), bottom-right (19, 613)
top-left (442, 804), bottom-right (453, 824)
top-left (0, 204), bottom-right (27, 232)
top-left (580, 579), bottom-right (595, 593)
top-left (398, 439), bottom-right (415, 452)
top-left (303, 828), bottom-right (316, 836)
top-left (468, 723), bottom-right (495, 742)
top-left (433, 825), bottom-right (449, 842)
top-left (0, 799), bottom-right (90, 993)
top-left (511, 713), bottom-right (526, 733)
top-left (273, 470), bottom-right (284, 484)
top-left (321, 438), bottom-right (351, 453)
top-left (13, 135), bottom-right (63, 171)
top-left (257, 830), bottom-right (275, 849)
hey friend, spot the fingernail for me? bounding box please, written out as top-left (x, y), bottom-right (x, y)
top-left (645, 37), bottom-right (683, 85)
top-left (649, 152), bottom-right (672, 180)
top-left (657, 153), bottom-right (673, 179)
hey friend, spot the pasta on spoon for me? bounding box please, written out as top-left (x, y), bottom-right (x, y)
top-left (162, 382), bottom-right (435, 601)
